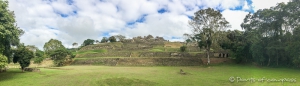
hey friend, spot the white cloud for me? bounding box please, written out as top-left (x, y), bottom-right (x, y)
top-left (251, 0), bottom-right (290, 11)
top-left (222, 10), bottom-right (249, 31)
top-left (121, 13), bottom-right (191, 42)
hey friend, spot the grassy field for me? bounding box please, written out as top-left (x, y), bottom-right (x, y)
top-left (1, 64), bottom-right (299, 86)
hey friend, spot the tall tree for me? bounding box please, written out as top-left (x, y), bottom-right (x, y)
top-left (82, 39), bottom-right (95, 46)
top-left (188, 8), bottom-right (230, 65)
top-left (43, 39), bottom-right (66, 55)
top-left (0, 1), bottom-right (24, 63)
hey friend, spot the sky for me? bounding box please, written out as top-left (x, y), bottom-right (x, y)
top-left (8, 0), bottom-right (290, 49)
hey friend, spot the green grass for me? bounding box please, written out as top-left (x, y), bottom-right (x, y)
top-left (1, 65), bottom-right (300, 86)
top-left (150, 46), bottom-right (180, 52)
top-left (75, 49), bottom-right (107, 54)
top-left (149, 49), bottom-right (164, 52)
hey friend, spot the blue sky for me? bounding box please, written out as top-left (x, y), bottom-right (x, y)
top-left (8, 0), bottom-right (290, 49)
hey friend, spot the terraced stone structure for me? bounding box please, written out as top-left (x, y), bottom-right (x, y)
top-left (73, 35), bottom-right (232, 66)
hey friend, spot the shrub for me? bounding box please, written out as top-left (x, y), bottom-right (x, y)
top-left (180, 46), bottom-right (187, 52)
top-left (0, 54), bottom-right (8, 69)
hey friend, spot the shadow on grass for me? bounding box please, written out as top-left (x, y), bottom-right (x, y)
top-left (0, 68), bottom-right (25, 82)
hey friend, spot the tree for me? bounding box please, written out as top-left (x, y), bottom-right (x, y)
top-left (0, 54), bottom-right (8, 70)
top-left (114, 35), bottom-right (126, 42)
top-left (72, 42), bottom-right (78, 48)
top-left (220, 30), bottom-right (252, 63)
top-left (185, 39), bottom-right (192, 45)
top-left (109, 36), bottom-right (117, 42)
top-left (188, 8), bottom-right (230, 65)
top-left (43, 39), bottom-right (66, 55)
top-left (49, 48), bottom-right (70, 66)
top-left (26, 45), bottom-right (38, 53)
top-left (13, 45), bottom-right (34, 72)
top-left (145, 35), bottom-right (154, 40)
top-left (82, 39), bottom-right (95, 46)
top-left (33, 49), bottom-right (45, 64)
top-left (101, 37), bottom-right (109, 43)
top-left (0, 1), bottom-right (24, 63)
top-left (95, 40), bottom-right (99, 44)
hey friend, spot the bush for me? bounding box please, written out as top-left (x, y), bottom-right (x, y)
top-left (33, 56), bottom-right (45, 64)
top-left (0, 54), bottom-right (8, 69)
top-left (180, 46), bottom-right (187, 52)
top-left (70, 54), bottom-right (76, 58)
top-left (34, 50), bottom-right (45, 64)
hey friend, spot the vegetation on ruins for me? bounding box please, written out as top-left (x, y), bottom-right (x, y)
top-left (82, 39), bottom-right (95, 46)
top-left (49, 48), bottom-right (70, 66)
top-left (114, 35), bottom-right (126, 42)
top-left (43, 39), bottom-right (71, 66)
top-left (101, 37), bottom-right (109, 43)
top-left (108, 36), bottom-right (117, 42)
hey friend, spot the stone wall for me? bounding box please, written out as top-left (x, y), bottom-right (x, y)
top-left (78, 52), bottom-right (131, 57)
top-left (72, 57), bottom-right (203, 66)
top-left (76, 52), bottom-right (205, 58)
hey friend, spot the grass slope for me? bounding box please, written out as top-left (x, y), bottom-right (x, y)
top-left (75, 49), bottom-right (107, 54)
top-left (1, 64), bottom-right (299, 86)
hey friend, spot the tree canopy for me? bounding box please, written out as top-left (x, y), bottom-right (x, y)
top-left (0, 0), bottom-right (24, 63)
top-left (188, 8), bottom-right (230, 65)
top-left (82, 39), bottom-right (95, 46)
top-left (101, 37), bottom-right (109, 43)
top-left (50, 48), bottom-right (70, 66)
top-left (43, 39), bottom-right (66, 55)
top-left (114, 35), bottom-right (126, 42)
top-left (233, 0), bottom-right (300, 67)
top-left (13, 45), bottom-right (34, 71)
top-left (109, 36), bottom-right (117, 42)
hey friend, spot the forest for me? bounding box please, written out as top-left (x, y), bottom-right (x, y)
top-left (187, 0), bottom-right (300, 67)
